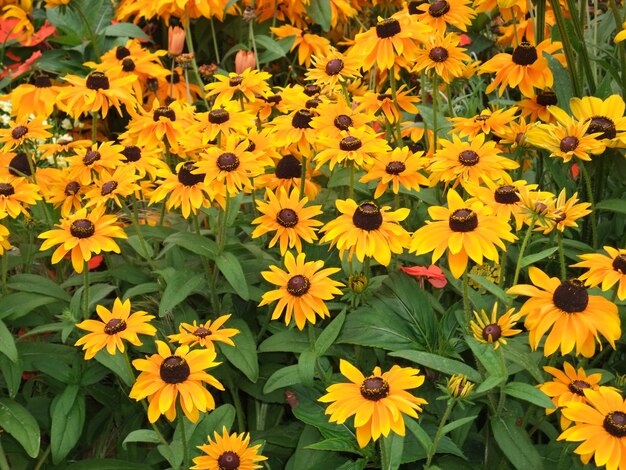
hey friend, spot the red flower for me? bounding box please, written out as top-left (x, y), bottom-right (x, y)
top-left (459, 34), bottom-right (472, 47)
top-left (0, 50), bottom-right (42, 79)
top-left (401, 264), bottom-right (447, 288)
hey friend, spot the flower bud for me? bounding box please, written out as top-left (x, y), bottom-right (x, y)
top-left (235, 50), bottom-right (256, 74)
top-left (168, 26), bottom-right (185, 56)
top-left (447, 374), bottom-right (474, 399)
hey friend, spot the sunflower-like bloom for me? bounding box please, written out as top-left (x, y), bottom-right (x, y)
top-left (191, 427), bottom-right (267, 470)
top-left (129, 340), bottom-right (224, 423)
top-left (75, 298), bottom-right (156, 360)
top-left (413, 0), bottom-right (477, 34)
top-left (480, 39), bottom-right (562, 97)
top-left (38, 206), bottom-right (128, 273)
top-left (354, 85), bottom-right (419, 124)
top-left (558, 387), bottom-right (626, 470)
top-left (251, 188), bottom-right (323, 254)
top-left (258, 252), bottom-right (344, 330)
top-left (315, 126), bottom-right (391, 171)
top-left (568, 94), bottom-right (626, 147)
top-left (410, 189), bottom-right (517, 278)
top-left (320, 200), bottom-right (411, 266)
top-left (470, 303), bottom-right (522, 349)
top-left (319, 360), bottom-right (427, 448)
top-left (205, 69), bottom-right (271, 107)
top-left (306, 48), bottom-right (361, 90)
top-left (507, 267), bottom-right (621, 357)
top-left (254, 153), bottom-right (322, 201)
top-left (0, 175), bottom-right (41, 219)
top-left (413, 32), bottom-right (472, 83)
top-left (65, 141), bottom-right (125, 186)
top-left (0, 116), bottom-right (51, 152)
top-left (84, 165), bottom-right (142, 208)
top-left (540, 361), bottom-right (607, 430)
top-left (572, 247), bottom-right (626, 301)
top-left (449, 107), bottom-right (520, 139)
top-left (271, 25), bottom-right (331, 67)
top-left (269, 108), bottom-right (318, 156)
top-left (3, 73), bottom-right (62, 119)
top-left (189, 103), bottom-right (256, 148)
top-left (535, 189), bottom-right (591, 235)
top-left (517, 89), bottom-right (558, 123)
top-left (310, 97), bottom-right (373, 140)
top-left (168, 315), bottom-right (239, 351)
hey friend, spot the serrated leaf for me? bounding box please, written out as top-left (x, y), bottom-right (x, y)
top-left (476, 375), bottom-right (506, 394)
top-left (258, 329), bottom-right (309, 353)
top-left (314, 311), bottom-right (345, 356)
top-left (298, 349), bottom-right (316, 386)
top-left (216, 252), bottom-right (249, 300)
top-left (305, 437), bottom-right (361, 455)
top-left (159, 272), bottom-right (205, 316)
top-left (123, 282), bottom-right (160, 300)
top-left (466, 336), bottom-right (506, 378)
top-left (0, 292), bottom-right (60, 320)
top-left (441, 416), bottom-right (477, 435)
top-left (406, 418), bottom-right (432, 452)
top-left (505, 382), bottom-right (554, 409)
top-left (220, 319), bottom-right (258, 382)
top-left (0, 398), bottom-right (40, 458)
top-left (390, 350), bottom-right (481, 383)
top-left (163, 232), bottom-right (217, 259)
top-left (381, 432), bottom-right (404, 470)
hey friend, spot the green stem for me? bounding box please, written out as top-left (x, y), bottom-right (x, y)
top-left (496, 348), bottom-right (508, 415)
top-left (388, 69), bottom-right (403, 144)
top-left (609, 0), bottom-right (626, 98)
top-left (564, 0), bottom-right (596, 93)
top-left (218, 193), bottom-right (231, 254)
top-left (83, 262), bottom-right (90, 320)
top-left (535, 0), bottom-right (546, 43)
top-left (210, 19), bottom-right (221, 64)
top-left (380, 436), bottom-right (389, 470)
top-left (308, 325), bottom-right (329, 384)
top-left (184, 11), bottom-right (210, 110)
top-left (550, 0), bottom-right (583, 96)
top-left (0, 438), bottom-right (10, 470)
top-left (580, 162), bottom-right (598, 248)
top-left (462, 270), bottom-right (471, 324)
top-left (431, 72), bottom-right (439, 151)
top-left (91, 112), bottom-right (98, 144)
top-left (425, 400), bottom-right (455, 468)
top-left (179, 415), bottom-right (189, 470)
top-left (33, 443), bottom-right (51, 470)
top-left (1, 253), bottom-right (7, 295)
top-left (445, 83), bottom-right (454, 117)
top-left (248, 21), bottom-right (259, 71)
top-left (557, 232), bottom-right (566, 280)
top-left (349, 162), bottom-right (355, 200)
top-left (169, 57), bottom-right (176, 99)
top-left (122, 200), bottom-right (158, 271)
top-left (300, 156), bottom-right (307, 199)
top-left (511, 217), bottom-right (536, 290)
top-left (72, 3), bottom-right (101, 60)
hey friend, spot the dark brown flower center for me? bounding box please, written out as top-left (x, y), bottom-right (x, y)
top-left (360, 376), bottom-right (390, 400)
top-left (482, 324), bottom-right (502, 342)
top-left (8, 153), bottom-right (31, 176)
top-left (11, 126), bottom-right (28, 140)
top-left (292, 109), bottom-right (313, 129)
top-left (104, 318), bottom-right (127, 335)
top-left (306, 98), bottom-right (321, 109)
top-left (612, 254), bottom-right (626, 274)
top-left (352, 202), bottom-right (383, 231)
top-left (86, 72), bottom-right (110, 90)
top-left (178, 162), bottom-right (205, 186)
top-left (536, 90), bottom-right (557, 106)
top-left (160, 356), bottom-right (190, 384)
top-left (122, 146), bottom-right (141, 162)
top-left (429, 46), bottom-right (449, 62)
top-left (64, 181), bottom-right (80, 196)
top-left (385, 161), bottom-right (406, 175)
top-left (209, 108), bottom-right (229, 124)
top-left (101, 181), bottom-right (118, 196)
top-left (193, 327), bottom-right (210, 338)
top-left (534, 201), bottom-right (548, 214)
top-left (33, 74), bottom-right (52, 88)
top-left (339, 136), bottom-right (362, 151)
top-left (511, 42), bottom-right (538, 66)
top-left (375, 18), bottom-right (401, 38)
top-left (604, 411), bottom-right (626, 437)
top-left (266, 94), bottom-right (282, 104)
top-left (0, 183), bottom-right (15, 197)
top-left (229, 75), bottom-right (244, 87)
top-left (122, 58), bottom-right (136, 72)
top-left (83, 151), bottom-right (101, 166)
top-left (494, 185), bottom-right (520, 204)
top-left (303, 84), bottom-right (321, 97)
top-left (217, 451), bottom-right (240, 470)
top-left (70, 219), bottom-right (95, 238)
top-left (166, 71), bottom-right (180, 84)
top-left (277, 208), bottom-right (299, 227)
top-left (325, 58), bottom-right (344, 76)
top-left (153, 106), bottom-right (176, 122)
top-left (275, 155), bottom-right (301, 179)
top-left (475, 115), bottom-right (490, 122)
top-left (377, 93), bottom-right (393, 101)
top-left (568, 379), bottom-right (591, 396)
top-left (147, 77), bottom-right (159, 91)
top-left (115, 46), bottom-right (131, 60)
top-left (334, 114), bottom-right (353, 131)
top-left (449, 209), bottom-right (478, 232)
top-left (586, 116), bottom-right (616, 140)
top-left (559, 136), bottom-right (579, 152)
top-left (552, 280), bottom-right (589, 313)
top-left (217, 152), bottom-right (240, 172)
top-left (458, 150), bottom-right (479, 166)
top-left (428, 0), bottom-right (450, 17)
top-left (408, 0), bottom-right (428, 14)
top-left (287, 275), bottom-right (310, 296)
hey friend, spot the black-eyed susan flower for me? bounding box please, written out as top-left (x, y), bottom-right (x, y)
top-left (470, 303), bottom-right (522, 349)
top-left (168, 315), bottom-right (239, 351)
top-left (450, 107), bottom-right (520, 139)
top-left (414, 0), bottom-right (477, 34)
top-left (251, 188), bottom-right (323, 254)
top-left (271, 25), bottom-right (331, 67)
top-left (129, 340), bottom-right (224, 423)
top-left (75, 297), bottom-right (156, 360)
top-left (320, 200), bottom-right (411, 266)
top-left (305, 48), bottom-right (361, 90)
top-left (558, 387), bottom-right (626, 470)
top-left (319, 359), bottom-right (427, 448)
top-left (39, 168), bottom-right (85, 217)
top-left (119, 144), bottom-right (169, 181)
top-left (310, 97), bottom-right (373, 140)
top-left (518, 89), bottom-right (558, 123)
top-left (315, 126), bottom-right (391, 171)
top-left (536, 189), bottom-right (591, 235)
top-left (572, 247), bottom-right (626, 301)
top-left (3, 73), bottom-right (62, 119)
top-left (205, 69), bottom-right (272, 107)
top-left (191, 426), bottom-right (267, 470)
top-left (38, 137), bottom-right (92, 162)
top-left (447, 374), bottom-right (475, 399)
top-left (38, 205), bottom-right (127, 273)
top-left (0, 174), bottom-right (41, 218)
top-left (189, 103), bottom-right (256, 148)
top-left (410, 189), bottom-right (517, 278)
top-left (0, 116), bottom-right (51, 152)
top-left (84, 165), bottom-right (141, 208)
top-left (270, 108), bottom-right (318, 156)
top-left (413, 32), bottom-right (471, 83)
top-left (354, 85), bottom-right (419, 124)
top-left (65, 141), bottom-right (125, 186)
top-left (254, 152), bottom-right (321, 201)
top-left (258, 251), bottom-right (344, 330)
top-left (507, 267), bottom-right (621, 357)
top-left (569, 94), bottom-right (626, 147)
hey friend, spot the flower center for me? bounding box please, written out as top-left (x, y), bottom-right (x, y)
top-left (449, 209), bottom-right (478, 232)
top-left (86, 72), bottom-right (110, 90)
top-left (408, 0), bottom-right (427, 14)
top-left (178, 162), bottom-right (205, 187)
top-left (217, 152), bottom-right (240, 172)
top-left (0, 183), bottom-right (15, 197)
top-left (334, 114), bottom-right (353, 131)
top-left (33, 74), bottom-right (52, 88)
top-left (70, 219), bottom-right (95, 239)
top-left (122, 146), bottom-right (142, 162)
top-left (116, 46), bottom-right (131, 60)
top-left (377, 93), bottom-right (392, 101)
top-left (209, 108), bottom-right (230, 124)
top-left (511, 41), bottom-right (538, 65)
top-left (101, 181), bottom-right (118, 196)
top-left (568, 379), bottom-right (591, 396)
top-left (428, 0), bottom-right (450, 17)
top-left (166, 71), bottom-right (180, 84)
top-left (339, 136), bottom-right (362, 151)
top-left (122, 58), bottom-right (136, 72)
top-left (159, 356), bottom-right (191, 384)
top-left (147, 78), bottom-right (159, 91)
top-left (494, 185), bottom-right (520, 204)
top-left (536, 90), bottom-right (557, 106)
top-left (292, 109), bottom-right (313, 129)
top-left (385, 161), bottom-right (406, 175)
top-left (153, 106), bottom-right (176, 122)
top-left (604, 411), bottom-right (626, 437)
top-left (266, 94), bottom-right (282, 104)
top-left (306, 98), bottom-right (321, 109)
top-left (83, 150), bottom-right (101, 166)
top-left (217, 451), bottom-right (240, 470)
top-left (534, 201), bottom-right (548, 214)
top-left (360, 376), bottom-right (390, 401)
top-left (352, 202), bottom-right (383, 231)
top-left (11, 126), bottom-right (28, 140)
top-left (229, 75), bottom-right (244, 87)
top-left (586, 116), bottom-right (616, 140)
top-left (552, 280), bottom-right (589, 313)
top-left (429, 46), bottom-right (449, 63)
top-left (64, 181), bottom-right (80, 196)
top-left (304, 84), bottom-right (321, 96)
top-left (277, 208), bottom-right (299, 228)
top-left (375, 18), bottom-right (401, 38)
top-left (325, 58), bottom-right (345, 76)
top-left (275, 155), bottom-right (301, 179)
top-left (193, 327), bottom-right (210, 338)
top-left (559, 136), bottom-right (579, 152)
top-left (287, 275), bottom-right (310, 297)
top-left (612, 254), bottom-right (626, 274)
top-left (482, 324), bottom-right (502, 342)
top-left (104, 318), bottom-right (127, 335)
top-left (458, 150), bottom-right (479, 166)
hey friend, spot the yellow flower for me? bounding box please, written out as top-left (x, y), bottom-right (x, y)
top-left (3, 74), bottom-right (62, 119)
top-left (65, 141), bottom-right (125, 186)
top-left (413, 0), bottom-right (477, 34)
top-left (470, 303), bottom-right (522, 349)
top-left (0, 175), bottom-right (42, 219)
top-left (0, 223), bottom-right (10, 255)
top-left (191, 427), bottom-right (267, 470)
top-left (572, 247), bottom-right (626, 301)
top-left (168, 315), bottom-right (239, 351)
top-left (447, 374), bottom-right (475, 399)
top-left (535, 189), bottom-right (591, 235)
top-left (315, 126), bottom-right (391, 171)
top-left (305, 48), bottom-right (361, 90)
top-left (412, 32), bottom-right (472, 83)
top-left (449, 107), bottom-right (520, 139)
top-left (0, 116), bottom-right (51, 152)
top-left (568, 94), bottom-right (626, 148)
top-left (270, 25), bottom-right (331, 67)
top-left (205, 68), bottom-right (271, 107)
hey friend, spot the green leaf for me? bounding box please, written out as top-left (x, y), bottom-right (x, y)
top-left (314, 311), bottom-right (345, 356)
top-left (390, 350), bottom-right (481, 383)
top-left (0, 398), bottom-right (40, 458)
top-left (216, 252), bottom-right (249, 300)
top-left (122, 430), bottom-right (161, 450)
top-left (306, 0), bottom-right (332, 31)
top-left (123, 282), bottom-right (160, 300)
top-left (381, 432), bottom-right (404, 470)
top-left (7, 274), bottom-right (70, 301)
top-left (466, 336), bottom-right (506, 378)
top-left (519, 247), bottom-right (559, 269)
top-left (66, 459), bottom-right (152, 470)
top-left (103, 22), bottom-right (149, 39)
top-left (126, 235), bottom-right (154, 259)
top-left (51, 385), bottom-right (86, 464)
top-left (255, 34), bottom-right (293, 63)
top-left (258, 329), bottom-right (309, 353)
top-left (545, 53), bottom-right (573, 113)
top-left (0, 320), bottom-right (18, 362)
top-left (159, 272), bottom-right (205, 316)
top-left (163, 232), bottom-right (217, 259)
top-left (0, 358), bottom-right (22, 398)
top-left (467, 275), bottom-right (507, 303)
top-left (406, 418), bottom-right (432, 452)
top-left (441, 416), bottom-right (477, 435)
top-left (189, 404), bottom-right (236, 449)
top-left (305, 438), bottom-right (362, 455)
top-left (595, 199), bottom-right (626, 214)
top-left (505, 382), bottom-right (554, 409)
top-left (0, 292), bottom-right (60, 320)
top-left (338, 307), bottom-right (416, 351)
top-left (476, 375), bottom-right (506, 394)
top-left (298, 349), bottom-right (316, 386)
top-left (264, 365), bottom-right (301, 393)
top-left (94, 350), bottom-right (134, 387)
top-left (219, 319), bottom-right (258, 382)
top-left (491, 416), bottom-right (543, 470)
